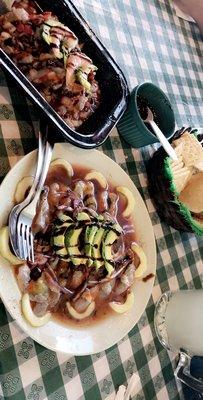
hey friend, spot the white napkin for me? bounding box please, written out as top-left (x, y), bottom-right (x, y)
top-left (172, 2), bottom-right (195, 22)
top-left (114, 385), bottom-right (126, 400)
top-left (110, 373), bottom-right (141, 400)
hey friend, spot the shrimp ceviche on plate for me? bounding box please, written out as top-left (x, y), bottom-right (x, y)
top-left (0, 0), bottom-right (100, 129)
top-left (0, 158), bottom-right (148, 328)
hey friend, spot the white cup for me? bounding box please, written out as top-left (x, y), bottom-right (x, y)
top-left (154, 290), bottom-right (203, 393)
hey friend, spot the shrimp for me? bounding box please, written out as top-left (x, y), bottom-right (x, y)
top-left (0, 31), bottom-right (12, 42)
top-left (18, 53), bottom-right (33, 64)
top-left (17, 264), bottom-right (30, 292)
top-left (99, 191), bottom-right (108, 213)
top-left (12, 7), bottom-right (29, 21)
top-left (32, 187), bottom-right (50, 233)
top-left (72, 286), bottom-right (99, 313)
top-left (48, 183), bottom-right (60, 207)
top-left (114, 264), bottom-right (136, 295)
top-left (48, 290), bottom-right (61, 308)
top-left (73, 291), bottom-right (92, 313)
top-left (64, 117), bottom-right (83, 129)
top-left (71, 270), bottom-right (84, 289)
top-left (83, 181), bottom-right (97, 211)
top-left (65, 52), bottom-right (94, 89)
top-left (108, 193), bottom-right (119, 217)
top-left (74, 181), bottom-right (85, 199)
top-left (13, 0), bottom-right (31, 11)
top-left (99, 280), bottom-right (115, 299)
top-left (33, 302), bottom-right (48, 317)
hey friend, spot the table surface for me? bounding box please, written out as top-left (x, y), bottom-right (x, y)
top-left (0, 0), bottom-right (203, 399)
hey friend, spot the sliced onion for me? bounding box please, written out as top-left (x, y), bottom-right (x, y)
top-left (123, 224), bottom-right (135, 234)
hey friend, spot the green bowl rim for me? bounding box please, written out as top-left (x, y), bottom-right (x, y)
top-left (131, 81), bottom-right (176, 141)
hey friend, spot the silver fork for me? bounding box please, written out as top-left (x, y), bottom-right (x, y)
top-left (17, 140), bottom-right (53, 261)
top-left (9, 131), bottom-right (45, 257)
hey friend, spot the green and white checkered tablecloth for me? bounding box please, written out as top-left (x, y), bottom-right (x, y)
top-left (0, 0), bottom-right (203, 399)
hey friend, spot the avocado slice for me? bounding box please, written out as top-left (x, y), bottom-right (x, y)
top-left (105, 261), bottom-right (114, 276)
top-left (97, 214), bottom-right (104, 222)
top-left (53, 234), bottom-right (65, 247)
top-left (53, 221), bottom-right (74, 258)
top-left (44, 18), bottom-right (63, 28)
top-left (103, 244), bottom-right (112, 261)
top-left (51, 211), bottom-right (122, 271)
top-left (102, 229), bottom-right (120, 276)
top-left (68, 246), bottom-right (81, 257)
top-left (42, 19), bottom-right (65, 59)
top-left (92, 227), bottom-right (105, 259)
top-left (66, 228), bottom-right (83, 247)
top-left (84, 244), bottom-right (91, 258)
top-left (42, 19), bottom-right (79, 60)
top-left (102, 229), bottom-right (119, 260)
top-left (56, 247), bottom-right (68, 257)
top-left (53, 220), bottom-right (73, 237)
top-left (84, 225), bottom-right (98, 257)
top-left (76, 70), bottom-right (91, 94)
top-left (94, 260), bottom-right (104, 270)
top-left (71, 256), bottom-right (88, 266)
top-left (111, 222), bottom-right (123, 235)
top-left (57, 212), bottom-right (73, 223)
top-left (77, 212), bottom-right (91, 222)
top-left (55, 222), bottom-right (73, 231)
top-left (65, 227), bottom-right (85, 265)
top-left (103, 230), bottom-right (119, 247)
top-left (42, 25), bottom-right (50, 45)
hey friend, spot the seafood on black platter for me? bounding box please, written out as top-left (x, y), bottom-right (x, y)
top-left (0, 0), bottom-right (100, 129)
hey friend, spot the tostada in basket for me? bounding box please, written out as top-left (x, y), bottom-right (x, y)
top-left (147, 127), bottom-right (203, 235)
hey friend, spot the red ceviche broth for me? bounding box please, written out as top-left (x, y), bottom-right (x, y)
top-left (0, 0), bottom-right (100, 129)
top-left (2, 159), bottom-right (148, 327)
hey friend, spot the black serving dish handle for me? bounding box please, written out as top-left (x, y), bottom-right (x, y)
top-left (0, 0), bottom-right (129, 149)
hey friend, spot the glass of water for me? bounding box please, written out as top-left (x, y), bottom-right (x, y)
top-left (154, 289), bottom-right (203, 392)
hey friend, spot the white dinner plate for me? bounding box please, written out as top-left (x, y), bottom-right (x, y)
top-left (0, 143), bottom-right (156, 355)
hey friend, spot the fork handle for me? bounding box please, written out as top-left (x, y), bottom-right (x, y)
top-left (26, 131), bottom-right (46, 202)
top-left (13, 130), bottom-right (46, 210)
top-left (26, 140), bottom-right (53, 213)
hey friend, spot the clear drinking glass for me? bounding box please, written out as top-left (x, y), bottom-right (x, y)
top-left (154, 290), bottom-right (203, 392)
